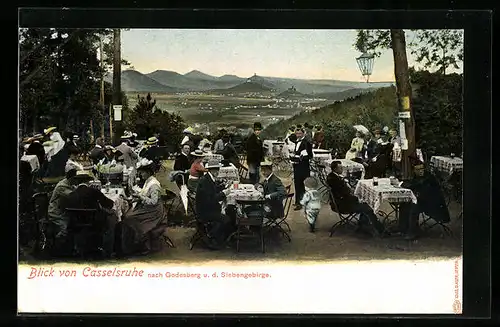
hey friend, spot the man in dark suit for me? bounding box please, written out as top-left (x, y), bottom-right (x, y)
top-left (291, 128), bottom-right (313, 210)
top-left (397, 159), bottom-right (451, 240)
top-left (89, 137), bottom-right (106, 165)
top-left (245, 122), bottom-right (264, 184)
top-left (261, 162), bottom-right (287, 220)
top-left (219, 135), bottom-right (240, 168)
top-left (326, 160), bottom-right (386, 236)
top-left (63, 171), bottom-right (118, 257)
top-left (173, 143), bottom-right (192, 188)
top-left (19, 145), bottom-right (33, 216)
top-left (195, 163), bottom-right (231, 249)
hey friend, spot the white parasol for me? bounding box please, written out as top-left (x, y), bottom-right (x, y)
top-left (179, 184), bottom-right (189, 214)
top-left (353, 125), bottom-right (369, 135)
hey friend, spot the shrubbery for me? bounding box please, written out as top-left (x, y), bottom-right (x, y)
top-left (125, 93), bottom-right (187, 150)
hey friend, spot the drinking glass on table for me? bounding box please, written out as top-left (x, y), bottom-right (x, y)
top-left (373, 177), bottom-right (379, 186)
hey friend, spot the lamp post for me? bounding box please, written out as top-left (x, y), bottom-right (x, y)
top-left (356, 52), bottom-right (375, 83)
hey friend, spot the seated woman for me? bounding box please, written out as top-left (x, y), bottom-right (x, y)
top-left (119, 158), bottom-right (166, 256)
top-left (187, 150), bottom-right (207, 194)
top-left (345, 131), bottom-right (365, 161)
top-left (99, 145), bottom-right (117, 165)
top-left (65, 147), bottom-right (93, 172)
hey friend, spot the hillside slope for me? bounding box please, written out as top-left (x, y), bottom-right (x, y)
top-left (105, 70), bottom-right (178, 92)
top-left (262, 86), bottom-right (397, 139)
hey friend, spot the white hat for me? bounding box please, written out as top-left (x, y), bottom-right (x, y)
top-left (43, 127), bottom-right (57, 135)
top-left (205, 162), bottom-right (222, 169)
top-left (183, 127), bottom-right (194, 134)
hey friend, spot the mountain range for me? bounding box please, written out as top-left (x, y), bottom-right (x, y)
top-left (106, 69), bottom-right (394, 96)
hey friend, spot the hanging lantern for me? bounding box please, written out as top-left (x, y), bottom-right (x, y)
top-left (356, 52), bottom-right (375, 83)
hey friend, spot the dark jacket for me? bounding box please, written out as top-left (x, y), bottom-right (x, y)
top-left (26, 141), bottom-right (46, 166)
top-left (221, 143), bottom-right (240, 168)
top-left (89, 146), bottom-right (105, 165)
top-left (402, 172), bottom-right (451, 223)
top-left (195, 174), bottom-right (226, 222)
top-left (19, 160), bottom-right (33, 213)
top-left (366, 139), bottom-right (381, 160)
top-left (263, 173), bottom-right (287, 219)
top-left (291, 138), bottom-right (313, 172)
top-left (326, 172), bottom-right (358, 213)
top-left (246, 133), bottom-right (264, 165)
top-left (63, 185), bottom-right (114, 211)
top-left (173, 153), bottom-right (192, 185)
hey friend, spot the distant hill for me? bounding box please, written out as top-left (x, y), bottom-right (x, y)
top-left (146, 70), bottom-right (241, 91)
top-left (209, 81), bottom-right (273, 94)
top-left (218, 74), bottom-right (245, 82)
top-left (105, 70), bottom-right (178, 93)
top-left (277, 86), bottom-right (306, 98)
top-left (184, 70), bottom-right (219, 81)
top-left (116, 68), bottom-right (394, 95)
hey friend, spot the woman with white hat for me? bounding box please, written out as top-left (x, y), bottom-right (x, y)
top-left (120, 158), bottom-right (166, 256)
top-left (345, 130), bottom-right (365, 161)
top-left (187, 150), bottom-right (207, 193)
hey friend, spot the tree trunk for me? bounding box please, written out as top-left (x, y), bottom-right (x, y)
top-left (100, 36), bottom-right (105, 140)
top-left (390, 29), bottom-right (415, 179)
top-left (112, 28), bottom-right (122, 145)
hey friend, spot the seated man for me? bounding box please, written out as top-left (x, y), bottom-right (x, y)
top-left (62, 170), bottom-right (118, 257)
top-left (261, 162), bottom-right (286, 220)
top-left (326, 160), bottom-right (386, 236)
top-left (195, 162), bottom-right (232, 249)
top-left (47, 167), bottom-right (79, 256)
top-left (398, 159), bottom-right (451, 240)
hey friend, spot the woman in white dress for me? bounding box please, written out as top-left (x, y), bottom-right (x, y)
top-left (345, 131), bottom-right (365, 161)
top-left (120, 158), bottom-right (166, 255)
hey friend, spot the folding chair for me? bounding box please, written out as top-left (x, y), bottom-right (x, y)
top-left (328, 191), bottom-right (360, 236)
top-left (239, 165), bottom-right (249, 181)
top-left (65, 208), bottom-right (101, 258)
top-left (419, 213), bottom-right (454, 238)
top-left (263, 192), bottom-right (294, 242)
top-left (234, 199), bottom-right (266, 253)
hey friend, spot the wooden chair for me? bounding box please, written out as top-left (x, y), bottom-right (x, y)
top-left (328, 191), bottom-right (360, 236)
top-left (419, 213), bottom-right (454, 238)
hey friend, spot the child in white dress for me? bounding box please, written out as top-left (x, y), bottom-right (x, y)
top-left (300, 177), bottom-right (322, 233)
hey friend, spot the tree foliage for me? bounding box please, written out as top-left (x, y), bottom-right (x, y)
top-left (354, 29), bottom-right (463, 74)
top-left (19, 28), bottom-right (130, 138)
top-left (126, 93), bottom-right (187, 150)
top-left (411, 70), bottom-right (462, 157)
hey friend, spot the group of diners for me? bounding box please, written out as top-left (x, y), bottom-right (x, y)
top-left (20, 128), bottom-right (176, 259)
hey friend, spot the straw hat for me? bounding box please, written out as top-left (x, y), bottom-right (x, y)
top-left (183, 127), bottom-right (194, 134)
top-left (260, 160), bottom-right (273, 168)
top-left (104, 145), bottom-right (114, 151)
top-left (73, 135), bottom-right (79, 140)
top-left (146, 136), bottom-right (158, 145)
top-left (43, 127), bottom-right (57, 135)
top-left (190, 149), bottom-right (205, 157)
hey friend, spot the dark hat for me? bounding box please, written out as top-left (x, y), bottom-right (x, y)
top-left (253, 122), bottom-right (263, 130)
top-left (260, 161), bottom-right (273, 168)
top-left (296, 124), bottom-right (303, 129)
top-left (408, 153), bottom-right (424, 167)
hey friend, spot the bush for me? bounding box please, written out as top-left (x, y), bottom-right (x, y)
top-left (411, 70), bottom-right (463, 157)
top-left (126, 93), bottom-right (187, 150)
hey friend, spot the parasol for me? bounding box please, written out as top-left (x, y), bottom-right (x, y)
top-left (179, 184), bottom-right (189, 214)
top-left (353, 125), bottom-right (369, 135)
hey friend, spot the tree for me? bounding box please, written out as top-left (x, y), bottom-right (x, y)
top-left (126, 93), bottom-right (187, 150)
top-left (19, 28), bottom-right (131, 140)
top-left (354, 29), bottom-right (463, 74)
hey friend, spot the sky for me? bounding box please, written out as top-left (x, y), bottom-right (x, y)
top-left (121, 29), bottom-right (462, 82)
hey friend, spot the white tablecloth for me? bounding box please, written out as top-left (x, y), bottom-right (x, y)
top-left (430, 156), bottom-right (463, 175)
top-left (354, 178), bottom-right (417, 213)
top-left (218, 163), bottom-right (240, 182)
top-left (313, 150), bottom-right (332, 161)
top-left (226, 188), bottom-right (263, 206)
top-left (21, 155), bottom-right (40, 172)
top-left (264, 140), bottom-right (286, 157)
top-left (202, 152), bottom-right (224, 163)
top-left (101, 187), bottom-right (128, 221)
top-left (324, 159), bottom-right (366, 179)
